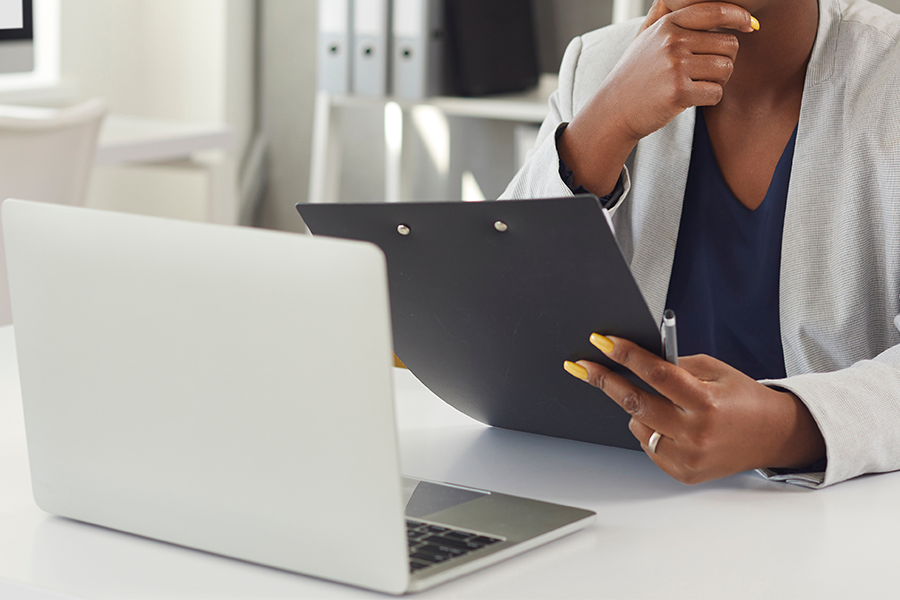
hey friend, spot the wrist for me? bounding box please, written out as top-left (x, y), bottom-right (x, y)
top-left (765, 389), bottom-right (826, 470)
top-left (557, 112), bottom-right (637, 197)
top-left (557, 125), bottom-right (626, 206)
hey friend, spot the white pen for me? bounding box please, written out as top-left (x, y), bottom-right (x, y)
top-left (662, 309), bottom-right (679, 366)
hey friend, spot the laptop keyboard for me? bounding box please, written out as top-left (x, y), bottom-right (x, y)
top-left (406, 519), bottom-right (503, 573)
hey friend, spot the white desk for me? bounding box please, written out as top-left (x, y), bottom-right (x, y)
top-left (95, 115), bottom-right (235, 168)
top-left (0, 105), bottom-right (238, 224)
top-left (1, 323), bottom-right (898, 599)
top-left (95, 114), bottom-right (238, 225)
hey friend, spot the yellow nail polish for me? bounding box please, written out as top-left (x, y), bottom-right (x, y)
top-left (590, 333), bottom-right (615, 354)
top-left (563, 361), bottom-right (589, 381)
top-left (750, 16), bottom-right (760, 31)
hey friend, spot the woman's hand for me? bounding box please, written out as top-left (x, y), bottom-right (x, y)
top-left (558, 1), bottom-right (758, 195)
top-left (564, 335), bottom-right (825, 484)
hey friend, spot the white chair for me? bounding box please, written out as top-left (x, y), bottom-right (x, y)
top-left (0, 98), bottom-right (107, 326)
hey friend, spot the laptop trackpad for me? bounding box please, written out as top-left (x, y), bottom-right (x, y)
top-left (403, 478), bottom-right (488, 519)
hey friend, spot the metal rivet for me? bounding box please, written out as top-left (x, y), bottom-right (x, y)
top-left (397, 224), bottom-right (411, 236)
top-left (494, 221), bottom-right (508, 232)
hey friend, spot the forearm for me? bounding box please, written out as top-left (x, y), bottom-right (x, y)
top-left (557, 89), bottom-right (639, 197)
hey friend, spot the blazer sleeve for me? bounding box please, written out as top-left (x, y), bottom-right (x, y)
top-left (759, 338), bottom-right (900, 488)
top-left (498, 36), bottom-right (583, 201)
top-left (499, 32), bottom-right (635, 213)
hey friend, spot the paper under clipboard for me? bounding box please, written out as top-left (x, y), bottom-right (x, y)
top-left (296, 196), bottom-right (662, 451)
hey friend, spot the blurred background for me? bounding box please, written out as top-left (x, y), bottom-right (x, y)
top-left (2, 0), bottom-right (898, 237)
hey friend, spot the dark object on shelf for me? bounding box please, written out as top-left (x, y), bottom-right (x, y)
top-left (445, 0), bottom-right (540, 97)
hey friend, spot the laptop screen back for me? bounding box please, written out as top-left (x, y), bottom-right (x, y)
top-left (2, 199), bottom-right (410, 594)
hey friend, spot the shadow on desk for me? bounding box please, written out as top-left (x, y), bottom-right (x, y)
top-left (29, 516), bottom-right (344, 600)
top-left (28, 508), bottom-right (596, 599)
top-left (400, 425), bottom-right (807, 505)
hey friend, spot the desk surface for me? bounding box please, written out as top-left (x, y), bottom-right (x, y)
top-left (0, 104), bottom-right (236, 167)
top-left (94, 114), bottom-right (236, 167)
top-left (1, 324), bottom-right (898, 599)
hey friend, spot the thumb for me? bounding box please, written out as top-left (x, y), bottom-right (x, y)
top-left (639, 0), bottom-right (672, 33)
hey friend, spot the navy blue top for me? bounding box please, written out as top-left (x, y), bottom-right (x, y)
top-left (664, 110), bottom-right (797, 381)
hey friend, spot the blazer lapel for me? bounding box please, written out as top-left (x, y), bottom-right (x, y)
top-left (625, 107), bottom-right (696, 323)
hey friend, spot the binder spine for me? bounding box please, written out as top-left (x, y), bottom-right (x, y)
top-left (318, 0), bottom-right (354, 94)
top-left (393, 0), bottom-right (449, 100)
top-left (353, 0), bottom-right (392, 97)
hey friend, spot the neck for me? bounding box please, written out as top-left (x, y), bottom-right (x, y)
top-left (718, 0), bottom-right (819, 112)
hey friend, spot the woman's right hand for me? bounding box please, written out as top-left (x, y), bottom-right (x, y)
top-left (558, 1), bottom-right (757, 195)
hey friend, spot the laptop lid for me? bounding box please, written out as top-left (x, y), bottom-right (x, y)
top-left (3, 199), bottom-right (410, 594)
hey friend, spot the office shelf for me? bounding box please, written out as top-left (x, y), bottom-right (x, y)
top-left (308, 74), bottom-right (557, 205)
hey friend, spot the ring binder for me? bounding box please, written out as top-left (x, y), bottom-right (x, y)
top-left (393, 0), bottom-right (453, 99)
top-left (353, 0), bottom-right (392, 97)
top-left (317, 0), bottom-right (354, 94)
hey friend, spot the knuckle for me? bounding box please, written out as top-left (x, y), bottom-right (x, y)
top-left (717, 56), bottom-right (735, 74)
top-left (704, 2), bottom-right (729, 20)
top-left (706, 85), bottom-right (725, 106)
top-left (614, 342), bottom-right (635, 365)
top-left (674, 85), bottom-right (694, 109)
top-left (645, 362), bottom-right (673, 387)
top-left (723, 34), bottom-right (739, 55)
top-left (661, 32), bottom-right (688, 53)
top-left (693, 428), bottom-right (715, 453)
top-left (694, 392), bottom-right (721, 418)
top-left (664, 56), bottom-right (684, 80)
top-left (591, 370), bottom-right (610, 391)
top-left (698, 354), bottom-right (720, 369)
top-left (683, 414), bottom-right (717, 454)
top-left (681, 446), bottom-right (706, 473)
top-left (621, 391), bottom-right (647, 418)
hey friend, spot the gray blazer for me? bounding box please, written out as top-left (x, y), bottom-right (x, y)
top-left (502, 0), bottom-right (900, 487)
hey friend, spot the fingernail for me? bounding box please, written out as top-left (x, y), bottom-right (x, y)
top-left (590, 333), bottom-right (615, 354)
top-left (563, 361), bottom-right (589, 381)
top-left (750, 16), bottom-right (760, 31)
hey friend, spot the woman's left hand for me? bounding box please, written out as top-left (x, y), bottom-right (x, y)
top-left (565, 335), bottom-right (825, 484)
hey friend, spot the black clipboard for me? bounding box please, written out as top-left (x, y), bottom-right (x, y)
top-left (296, 196), bottom-right (661, 451)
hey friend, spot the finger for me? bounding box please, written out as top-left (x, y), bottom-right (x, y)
top-left (590, 335), bottom-right (710, 411)
top-left (684, 53), bottom-right (735, 85)
top-left (629, 418), bottom-right (671, 457)
top-left (628, 418), bottom-right (686, 474)
top-left (683, 30), bottom-right (740, 62)
top-left (576, 360), bottom-right (684, 436)
top-left (685, 80), bottom-right (726, 107)
top-left (666, 2), bottom-right (757, 34)
top-left (666, 51), bottom-right (736, 109)
top-left (640, 0), bottom-right (673, 33)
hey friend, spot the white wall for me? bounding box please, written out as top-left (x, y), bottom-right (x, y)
top-left (59, 0), bottom-right (257, 222)
top-left (254, 0), bottom-right (317, 233)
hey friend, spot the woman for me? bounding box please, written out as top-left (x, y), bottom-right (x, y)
top-left (502, 0), bottom-right (900, 488)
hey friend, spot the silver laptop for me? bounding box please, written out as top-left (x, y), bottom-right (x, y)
top-left (2, 199), bottom-right (595, 594)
